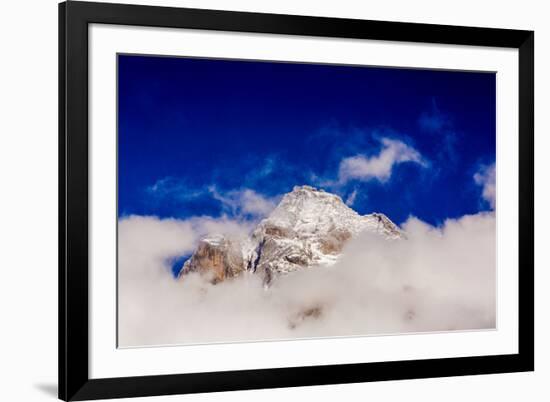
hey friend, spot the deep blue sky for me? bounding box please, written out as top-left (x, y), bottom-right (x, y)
top-left (118, 54), bottom-right (495, 226)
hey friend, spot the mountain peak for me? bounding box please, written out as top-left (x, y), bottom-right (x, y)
top-left (268, 185), bottom-right (351, 229)
top-left (292, 184), bottom-right (319, 192)
top-left (180, 186), bottom-right (403, 285)
top-left (288, 184), bottom-right (340, 200)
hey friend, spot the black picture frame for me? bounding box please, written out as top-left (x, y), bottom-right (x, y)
top-left (59, 1), bottom-right (534, 400)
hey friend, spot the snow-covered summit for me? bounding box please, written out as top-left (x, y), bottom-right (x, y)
top-left (248, 185), bottom-right (403, 282)
top-left (180, 185), bottom-right (403, 285)
top-left (261, 185), bottom-right (399, 238)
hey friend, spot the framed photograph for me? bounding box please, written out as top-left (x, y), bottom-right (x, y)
top-left (59, 1), bottom-right (534, 400)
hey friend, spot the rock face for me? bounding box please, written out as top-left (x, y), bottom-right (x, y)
top-left (179, 185), bottom-right (403, 285)
top-left (180, 235), bottom-right (245, 284)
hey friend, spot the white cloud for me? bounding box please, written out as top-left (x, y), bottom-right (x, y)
top-left (345, 189), bottom-right (358, 206)
top-left (474, 163), bottom-right (496, 209)
top-left (209, 186), bottom-right (277, 218)
top-left (338, 138), bottom-right (426, 184)
top-left (118, 212), bottom-right (495, 347)
top-left (117, 215), bottom-right (253, 279)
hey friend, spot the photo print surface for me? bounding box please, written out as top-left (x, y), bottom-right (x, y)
top-left (117, 54), bottom-right (496, 347)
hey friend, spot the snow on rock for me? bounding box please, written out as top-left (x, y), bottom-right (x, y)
top-left (179, 185), bottom-right (403, 285)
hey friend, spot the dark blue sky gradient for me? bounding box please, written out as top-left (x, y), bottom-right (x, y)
top-left (118, 54), bottom-right (496, 225)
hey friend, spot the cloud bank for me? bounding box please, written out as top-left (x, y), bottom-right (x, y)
top-left (118, 211), bottom-right (495, 347)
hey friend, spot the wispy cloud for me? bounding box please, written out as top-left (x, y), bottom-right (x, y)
top-left (244, 156), bottom-right (277, 184)
top-left (474, 163), bottom-right (496, 209)
top-left (146, 177), bottom-right (205, 201)
top-left (208, 186), bottom-right (278, 218)
top-left (345, 189), bottom-right (358, 206)
top-left (146, 133), bottom-right (428, 219)
top-left (146, 176), bottom-right (279, 220)
top-left (418, 100), bottom-right (459, 168)
top-left (419, 103), bottom-right (449, 133)
top-left (337, 138), bottom-right (427, 185)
